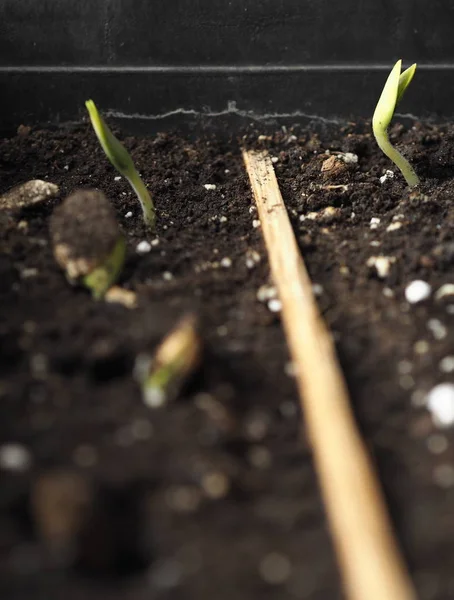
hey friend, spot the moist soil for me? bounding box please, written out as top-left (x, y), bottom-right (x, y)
top-left (0, 120), bottom-right (453, 600)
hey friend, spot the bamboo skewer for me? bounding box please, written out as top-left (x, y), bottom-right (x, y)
top-left (243, 149), bottom-right (416, 600)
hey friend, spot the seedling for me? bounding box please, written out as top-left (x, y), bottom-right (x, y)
top-left (85, 100), bottom-right (156, 230)
top-left (372, 60), bottom-right (419, 187)
top-left (50, 190), bottom-right (126, 299)
top-left (134, 315), bottom-right (202, 408)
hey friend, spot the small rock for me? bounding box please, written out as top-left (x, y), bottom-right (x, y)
top-left (271, 157), bottom-right (279, 164)
top-left (405, 280), bottom-right (431, 304)
top-left (257, 285), bottom-right (277, 303)
top-left (427, 318), bottom-right (447, 340)
top-left (386, 222), bottom-right (402, 232)
top-left (379, 169), bottom-right (395, 184)
top-left (370, 217), bottom-right (381, 230)
top-left (440, 356), bottom-right (454, 374)
top-left (220, 257), bottom-right (232, 268)
top-left (338, 152), bottom-right (358, 164)
top-left (366, 256), bottom-right (395, 278)
top-left (267, 298), bottom-right (282, 313)
top-left (0, 444), bottom-right (32, 472)
top-left (203, 184), bottom-right (217, 191)
top-left (114, 176), bottom-right (122, 181)
top-left (125, 211), bottom-right (133, 218)
top-left (252, 219), bottom-right (261, 229)
top-left (435, 284), bottom-right (454, 300)
top-left (426, 383), bottom-right (454, 428)
top-left (163, 271), bottom-right (173, 281)
top-left (136, 241), bottom-right (151, 254)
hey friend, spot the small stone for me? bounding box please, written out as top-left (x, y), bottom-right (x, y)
top-left (379, 169), bottom-right (394, 184)
top-left (386, 222), bottom-right (402, 232)
top-left (203, 184), bottom-right (217, 191)
top-left (201, 472), bottom-right (230, 499)
top-left (433, 464), bottom-right (454, 488)
top-left (312, 283), bottom-right (323, 296)
top-left (426, 434), bottom-right (448, 454)
top-left (257, 285), bottom-right (277, 303)
top-left (267, 298), bottom-right (282, 313)
top-left (136, 241), bottom-right (151, 254)
top-left (125, 211), bottom-right (133, 218)
top-left (219, 216), bottom-right (228, 223)
top-left (114, 176), bottom-right (122, 181)
top-left (439, 356), bottom-right (454, 374)
top-left (339, 152), bottom-right (358, 164)
top-left (144, 387), bottom-right (166, 408)
top-left (220, 257), bottom-right (232, 268)
top-left (427, 319), bottom-right (447, 340)
top-left (21, 268), bottom-right (38, 279)
top-left (259, 552), bottom-right (292, 584)
top-left (370, 217), bottom-right (381, 230)
top-left (414, 340), bottom-right (429, 355)
top-left (426, 383), bottom-right (454, 428)
top-left (405, 280), bottom-right (431, 304)
top-left (163, 271), bottom-right (173, 281)
top-left (252, 219), bottom-right (261, 229)
top-left (435, 284), bottom-right (454, 300)
top-left (383, 287), bottom-right (394, 298)
top-left (366, 256), bottom-right (395, 278)
top-left (151, 238), bottom-right (160, 247)
top-left (0, 444), bottom-right (32, 472)
top-left (271, 156), bottom-right (279, 164)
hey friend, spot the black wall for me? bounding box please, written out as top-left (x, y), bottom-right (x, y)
top-left (1, 0), bottom-right (453, 132)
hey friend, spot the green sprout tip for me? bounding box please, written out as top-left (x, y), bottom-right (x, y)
top-left (372, 60), bottom-right (419, 187)
top-left (85, 99), bottom-right (156, 230)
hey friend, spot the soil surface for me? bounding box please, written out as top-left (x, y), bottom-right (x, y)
top-left (0, 119), bottom-right (453, 600)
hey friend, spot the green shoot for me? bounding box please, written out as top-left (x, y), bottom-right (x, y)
top-left (372, 60), bottom-right (419, 187)
top-left (85, 99), bottom-right (156, 230)
top-left (83, 236), bottom-right (126, 300)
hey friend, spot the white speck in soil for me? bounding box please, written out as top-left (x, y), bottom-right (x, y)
top-left (125, 211), bottom-right (132, 218)
top-left (114, 176), bottom-right (122, 181)
top-left (252, 219), bottom-right (261, 229)
top-left (433, 464), bottom-right (454, 488)
top-left (220, 257), bottom-right (232, 268)
top-left (339, 152), bottom-right (358, 164)
top-left (20, 268), bottom-right (38, 279)
top-left (267, 298), bottom-right (282, 313)
top-left (414, 340), bottom-right (430, 355)
top-left (271, 156), bottom-right (279, 163)
top-left (63, 165), bottom-right (69, 171)
top-left (427, 318), bottom-right (447, 340)
top-left (219, 215), bottom-right (228, 223)
top-left (72, 444), bottom-right (97, 468)
top-left (440, 356), bottom-right (454, 374)
top-left (257, 285), bottom-right (277, 303)
top-left (379, 169), bottom-right (394, 184)
top-left (224, 169), bottom-right (230, 174)
top-left (426, 383), bottom-right (454, 428)
top-left (0, 444), bottom-right (32, 472)
top-left (405, 280), bottom-right (432, 304)
top-left (201, 472), bottom-right (230, 499)
top-left (249, 205), bottom-right (257, 214)
top-left (382, 287), bottom-right (395, 298)
top-left (259, 552), bottom-right (292, 585)
top-left (136, 240), bottom-right (151, 254)
top-left (163, 271), bottom-right (173, 281)
top-left (149, 559), bottom-right (182, 589)
top-left (312, 283), bottom-right (323, 296)
top-left (203, 183), bottom-right (217, 191)
top-left (248, 445), bottom-right (272, 469)
top-left (426, 434), bottom-right (448, 454)
top-left (397, 360), bottom-right (413, 375)
top-left (369, 240), bottom-right (381, 247)
top-left (387, 222), bottom-right (402, 232)
top-left (366, 256), bottom-right (395, 278)
top-left (435, 283), bottom-right (454, 300)
top-left (370, 217), bottom-right (381, 229)
top-left (150, 238), bottom-right (159, 247)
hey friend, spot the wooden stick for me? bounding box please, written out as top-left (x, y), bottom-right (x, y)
top-left (243, 149), bottom-right (416, 600)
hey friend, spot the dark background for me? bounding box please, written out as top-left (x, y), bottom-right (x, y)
top-left (1, 0), bottom-right (453, 132)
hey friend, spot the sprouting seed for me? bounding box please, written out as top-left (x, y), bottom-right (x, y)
top-left (135, 315), bottom-right (202, 408)
top-left (50, 190), bottom-right (126, 299)
top-left (372, 60), bottom-right (419, 187)
top-left (85, 100), bottom-right (155, 230)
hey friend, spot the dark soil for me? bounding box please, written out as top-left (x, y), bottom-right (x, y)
top-left (0, 119), bottom-right (453, 600)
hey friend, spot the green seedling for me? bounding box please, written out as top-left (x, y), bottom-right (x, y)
top-left (134, 315), bottom-right (202, 408)
top-left (85, 99), bottom-right (155, 230)
top-left (372, 60), bottom-right (419, 187)
top-left (51, 190), bottom-right (126, 300)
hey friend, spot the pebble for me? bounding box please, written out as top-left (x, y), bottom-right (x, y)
top-left (271, 156), bottom-right (279, 164)
top-left (0, 444), bottom-right (32, 472)
top-left (259, 552), bottom-right (292, 585)
top-left (379, 169), bottom-right (394, 184)
top-left (163, 271), bottom-right (173, 281)
top-left (143, 387), bottom-right (166, 409)
top-left (125, 211), bottom-right (133, 218)
top-left (405, 280), bottom-right (431, 304)
top-left (219, 215), bottom-right (228, 223)
top-left (312, 283), bottom-right (323, 296)
top-left (427, 318), bottom-right (447, 340)
top-left (114, 176), bottom-right (122, 181)
top-left (151, 238), bottom-right (160, 247)
top-left (257, 285), bottom-right (277, 303)
top-left (136, 240), bottom-right (151, 254)
top-left (414, 340), bottom-right (430, 355)
top-left (439, 356), bottom-right (454, 374)
top-left (383, 287), bottom-right (395, 298)
top-left (252, 219), bottom-right (261, 229)
top-left (220, 257), bottom-right (232, 268)
top-left (203, 184), bottom-right (217, 191)
top-left (435, 284), bottom-right (454, 300)
top-left (339, 152), bottom-right (358, 164)
top-left (201, 472), bottom-right (230, 499)
top-left (426, 434), bottom-right (448, 454)
top-left (267, 298), bottom-right (282, 313)
top-left (370, 217), bottom-right (381, 229)
top-left (366, 256), bottom-right (395, 278)
top-left (433, 464), bottom-right (454, 488)
top-left (386, 222), bottom-right (402, 232)
top-left (426, 383), bottom-right (454, 428)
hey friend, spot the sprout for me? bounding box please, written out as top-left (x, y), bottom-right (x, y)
top-left (372, 60), bottom-right (419, 187)
top-left (51, 190), bottom-right (126, 299)
top-left (85, 100), bottom-right (155, 230)
top-left (134, 315), bottom-right (202, 408)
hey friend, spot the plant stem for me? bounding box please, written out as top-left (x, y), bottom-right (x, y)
top-left (375, 130), bottom-right (419, 187)
top-left (128, 170), bottom-right (156, 230)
